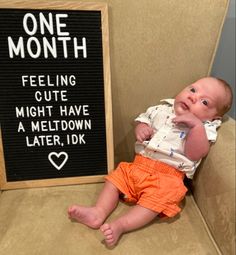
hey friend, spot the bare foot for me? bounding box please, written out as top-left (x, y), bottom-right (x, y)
top-left (100, 222), bottom-right (124, 247)
top-left (68, 205), bottom-right (105, 229)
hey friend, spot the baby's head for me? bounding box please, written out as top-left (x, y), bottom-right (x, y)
top-left (174, 77), bottom-right (233, 121)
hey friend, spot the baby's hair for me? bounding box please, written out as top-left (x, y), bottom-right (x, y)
top-left (215, 77), bottom-right (233, 116)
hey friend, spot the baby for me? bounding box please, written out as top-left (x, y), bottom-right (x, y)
top-left (68, 77), bottom-right (233, 246)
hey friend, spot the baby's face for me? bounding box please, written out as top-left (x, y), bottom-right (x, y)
top-left (174, 78), bottom-right (227, 121)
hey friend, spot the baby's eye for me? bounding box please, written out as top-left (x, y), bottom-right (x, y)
top-left (201, 99), bottom-right (208, 106)
top-left (190, 87), bottom-right (196, 93)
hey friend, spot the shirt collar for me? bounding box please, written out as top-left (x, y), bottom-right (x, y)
top-left (160, 98), bottom-right (175, 105)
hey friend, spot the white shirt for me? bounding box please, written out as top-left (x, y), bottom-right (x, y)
top-left (135, 99), bottom-right (221, 179)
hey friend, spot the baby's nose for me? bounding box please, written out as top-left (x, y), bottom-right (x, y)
top-left (188, 94), bottom-right (197, 103)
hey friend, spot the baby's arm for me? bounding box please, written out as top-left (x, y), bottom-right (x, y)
top-left (172, 113), bottom-right (210, 161)
top-left (135, 122), bottom-right (154, 142)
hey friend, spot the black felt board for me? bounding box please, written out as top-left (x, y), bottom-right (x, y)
top-left (0, 8), bottom-right (110, 184)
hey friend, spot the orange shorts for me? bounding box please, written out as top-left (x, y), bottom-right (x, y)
top-left (105, 155), bottom-right (188, 217)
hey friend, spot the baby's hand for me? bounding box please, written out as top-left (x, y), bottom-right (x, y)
top-left (172, 113), bottom-right (202, 128)
top-left (135, 122), bottom-right (154, 142)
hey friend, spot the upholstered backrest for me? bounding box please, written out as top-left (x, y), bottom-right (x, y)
top-left (104, 0), bottom-right (229, 163)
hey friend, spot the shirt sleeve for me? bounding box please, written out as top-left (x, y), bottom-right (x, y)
top-left (204, 120), bottom-right (222, 142)
top-left (134, 105), bottom-right (159, 125)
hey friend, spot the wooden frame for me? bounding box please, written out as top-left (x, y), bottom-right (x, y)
top-left (0, 1), bottom-right (114, 190)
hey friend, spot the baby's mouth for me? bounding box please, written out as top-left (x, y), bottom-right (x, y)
top-left (180, 102), bottom-right (189, 110)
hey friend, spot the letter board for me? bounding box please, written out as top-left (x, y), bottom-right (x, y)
top-left (0, 1), bottom-right (113, 189)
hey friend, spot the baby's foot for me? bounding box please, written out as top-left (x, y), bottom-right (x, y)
top-left (100, 222), bottom-right (124, 247)
top-left (68, 205), bottom-right (104, 229)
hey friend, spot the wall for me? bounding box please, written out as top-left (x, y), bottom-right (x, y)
top-left (211, 0), bottom-right (235, 118)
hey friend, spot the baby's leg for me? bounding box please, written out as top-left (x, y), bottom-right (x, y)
top-left (100, 205), bottom-right (158, 246)
top-left (68, 181), bottom-right (120, 229)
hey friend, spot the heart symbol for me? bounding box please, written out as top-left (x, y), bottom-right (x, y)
top-left (48, 152), bottom-right (68, 170)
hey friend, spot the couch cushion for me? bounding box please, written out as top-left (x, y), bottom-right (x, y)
top-left (0, 184), bottom-right (220, 254)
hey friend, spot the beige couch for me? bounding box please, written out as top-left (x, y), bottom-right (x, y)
top-left (0, 0), bottom-right (235, 254)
